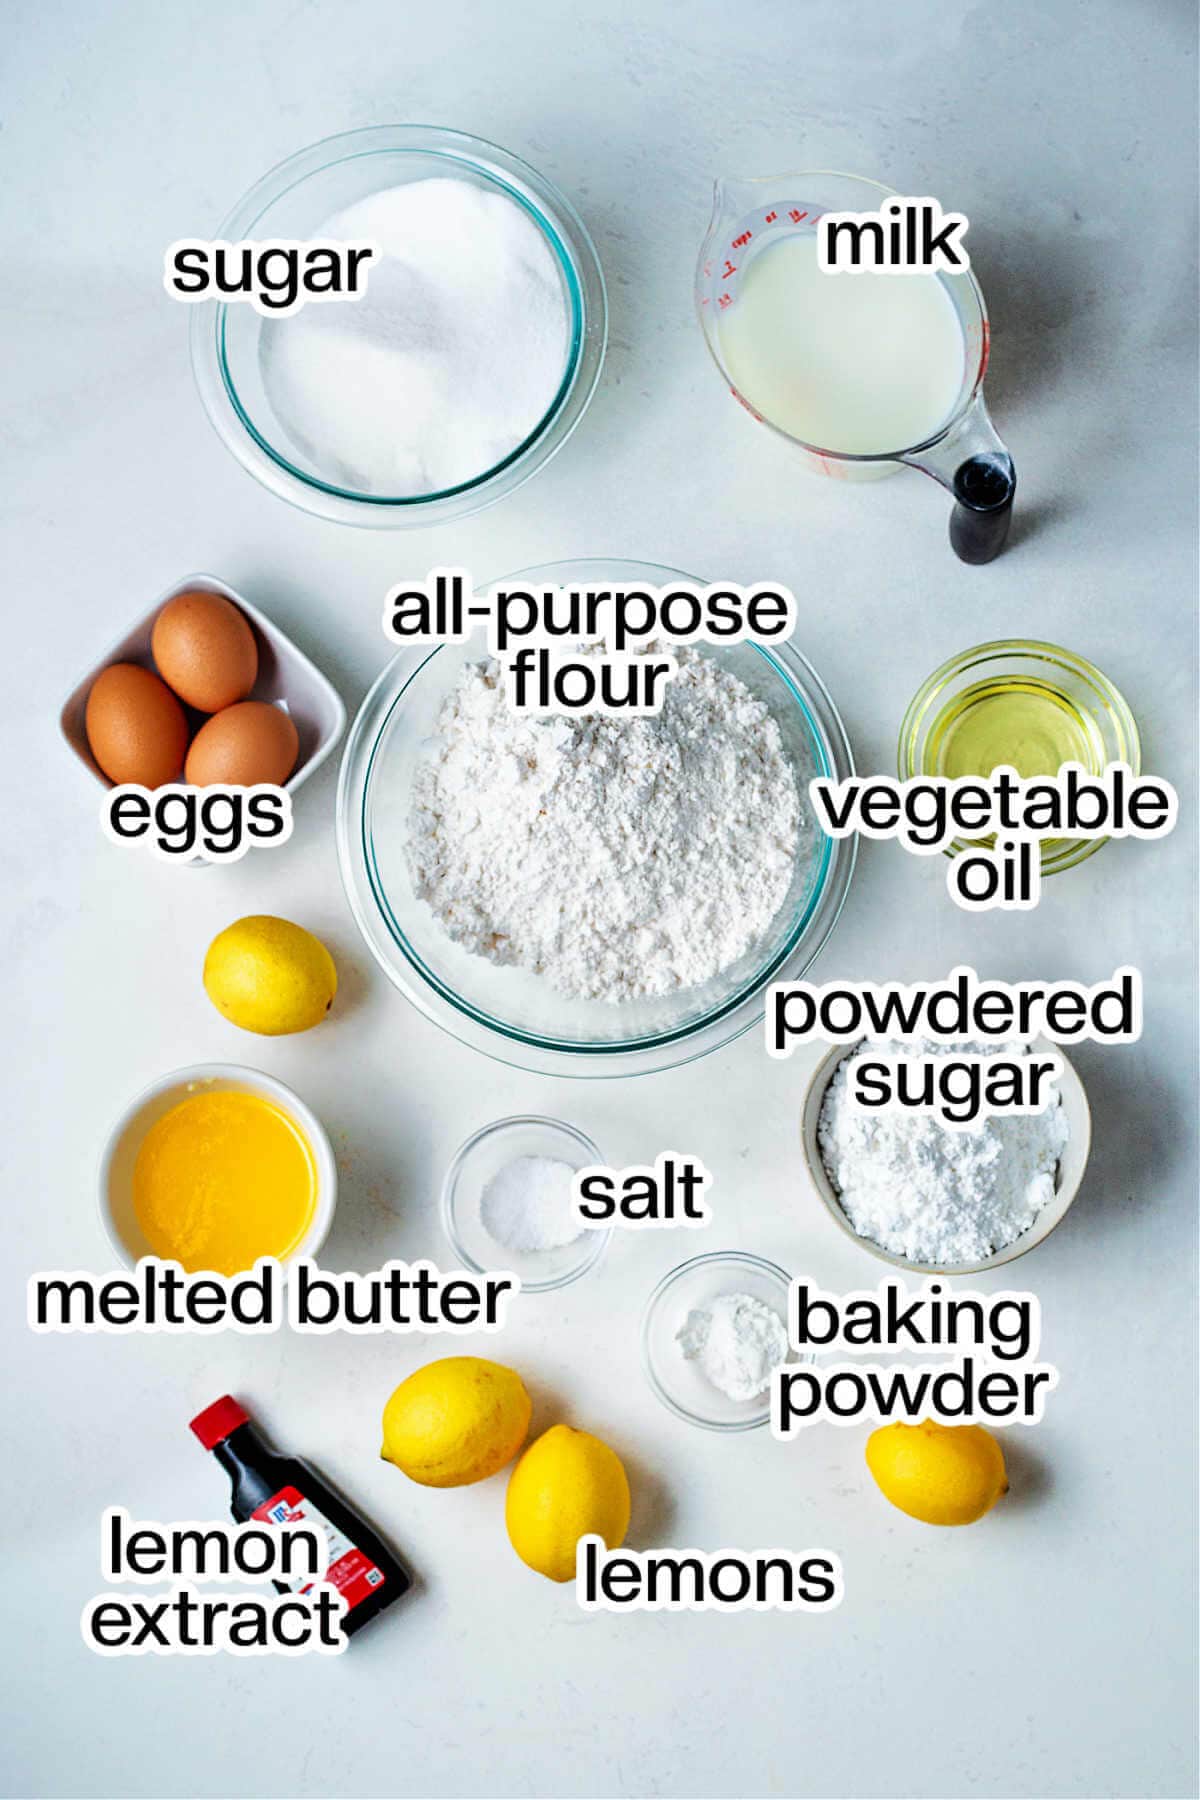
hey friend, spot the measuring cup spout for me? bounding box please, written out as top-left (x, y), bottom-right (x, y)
top-left (700, 175), bottom-right (780, 268)
top-left (708, 177), bottom-right (761, 228)
top-left (902, 393), bottom-right (1016, 564)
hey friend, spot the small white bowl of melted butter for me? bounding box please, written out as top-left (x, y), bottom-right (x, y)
top-left (99, 1063), bottom-right (337, 1277)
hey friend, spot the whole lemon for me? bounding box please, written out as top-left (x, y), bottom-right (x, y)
top-left (506, 1424), bottom-right (631, 1582)
top-left (382, 1357), bottom-right (531, 1488)
top-left (203, 916), bottom-right (337, 1036)
top-left (865, 1420), bottom-right (1008, 1526)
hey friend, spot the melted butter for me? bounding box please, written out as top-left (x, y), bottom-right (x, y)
top-left (132, 1089), bottom-right (316, 1276)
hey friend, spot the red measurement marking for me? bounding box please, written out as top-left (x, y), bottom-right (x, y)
top-left (764, 210), bottom-right (777, 223)
top-left (788, 208), bottom-right (807, 223)
top-left (731, 230), bottom-right (752, 248)
top-left (702, 259), bottom-right (712, 277)
top-left (717, 292), bottom-right (732, 309)
top-left (732, 388), bottom-right (763, 421)
top-left (722, 258), bottom-right (736, 278)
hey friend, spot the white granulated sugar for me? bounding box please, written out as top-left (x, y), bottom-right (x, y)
top-left (677, 1292), bottom-right (789, 1402)
top-left (818, 1038), bottom-right (1070, 1265)
top-left (479, 1155), bottom-right (582, 1253)
top-left (259, 178), bottom-right (569, 495)
top-left (406, 647), bottom-right (808, 1003)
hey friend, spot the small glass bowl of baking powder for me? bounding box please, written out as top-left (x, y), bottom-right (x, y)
top-left (641, 1251), bottom-right (797, 1432)
top-left (441, 1115), bottom-right (610, 1293)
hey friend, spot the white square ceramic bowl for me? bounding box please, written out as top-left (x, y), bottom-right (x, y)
top-left (59, 571), bottom-right (345, 803)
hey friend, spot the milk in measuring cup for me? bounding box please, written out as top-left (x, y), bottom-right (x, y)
top-left (718, 233), bottom-right (965, 456)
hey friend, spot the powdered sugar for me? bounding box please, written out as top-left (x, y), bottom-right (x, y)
top-left (817, 1038), bottom-right (1070, 1265)
top-left (676, 1292), bottom-right (789, 1402)
top-left (406, 647), bottom-right (809, 1002)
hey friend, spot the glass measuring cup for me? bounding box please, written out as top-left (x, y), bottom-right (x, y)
top-left (696, 172), bottom-right (1016, 564)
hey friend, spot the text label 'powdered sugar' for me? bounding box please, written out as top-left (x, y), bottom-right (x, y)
top-left (768, 967), bottom-right (1138, 1125)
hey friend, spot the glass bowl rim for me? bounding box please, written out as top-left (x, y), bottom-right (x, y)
top-left (189, 124), bottom-right (607, 526)
top-left (440, 1112), bottom-right (610, 1293)
top-left (640, 1249), bottom-right (794, 1432)
top-left (335, 559), bottom-right (858, 1076)
top-left (362, 640), bottom-right (834, 1055)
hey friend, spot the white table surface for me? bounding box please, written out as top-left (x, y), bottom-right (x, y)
top-left (4, 3), bottom-right (1197, 1797)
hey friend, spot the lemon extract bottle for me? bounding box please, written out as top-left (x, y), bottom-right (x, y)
top-left (191, 1396), bottom-right (411, 1638)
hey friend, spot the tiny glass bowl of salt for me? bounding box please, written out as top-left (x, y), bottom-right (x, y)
top-left (641, 1252), bottom-right (798, 1431)
top-left (441, 1116), bottom-right (610, 1294)
top-left (190, 126), bottom-right (606, 527)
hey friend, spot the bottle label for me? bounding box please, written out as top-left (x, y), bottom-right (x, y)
top-left (253, 1485), bottom-right (386, 1612)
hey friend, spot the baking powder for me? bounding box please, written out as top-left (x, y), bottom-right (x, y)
top-left (677, 1293), bottom-right (789, 1402)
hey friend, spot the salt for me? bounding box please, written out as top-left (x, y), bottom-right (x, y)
top-left (259, 177), bottom-right (570, 496)
top-left (480, 1155), bottom-right (583, 1254)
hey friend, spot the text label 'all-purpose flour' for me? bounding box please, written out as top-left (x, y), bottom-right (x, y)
top-left (406, 647), bottom-right (810, 1002)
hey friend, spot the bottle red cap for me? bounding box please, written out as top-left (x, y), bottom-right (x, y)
top-left (190, 1396), bottom-right (249, 1450)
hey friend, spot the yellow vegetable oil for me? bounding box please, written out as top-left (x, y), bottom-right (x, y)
top-left (902, 641), bottom-right (1140, 876)
top-left (926, 676), bottom-right (1108, 782)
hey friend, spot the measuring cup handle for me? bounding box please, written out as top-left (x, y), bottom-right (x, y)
top-left (949, 453), bottom-right (1016, 564)
top-left (903, 393), bottom-right (1016, 564)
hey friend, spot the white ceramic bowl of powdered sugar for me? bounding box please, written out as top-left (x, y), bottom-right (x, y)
top-left (801, 1038), bottom-right (1092, 1275)
top-left (336, 561), bottom-right (857, 1078)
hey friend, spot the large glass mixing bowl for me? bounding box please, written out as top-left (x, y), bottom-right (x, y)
top-left (336, 562), bottom-right (856, 1077)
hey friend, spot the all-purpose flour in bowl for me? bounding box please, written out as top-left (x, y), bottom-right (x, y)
top-left (406, 645), bottom-right (810, 1002)
top-left (259, 177), bottom-right (571, 495)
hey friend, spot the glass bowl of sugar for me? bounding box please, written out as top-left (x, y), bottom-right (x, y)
top-left (441, 1115), bottom-right (611, 1294)
top-left (190, 126), bottom-right (607, 527)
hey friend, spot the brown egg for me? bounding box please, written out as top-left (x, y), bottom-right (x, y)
top-left (185, 701), bottom-right (300, 788)
top-left (85, 663), bottom-right (189, 788)
top-left (151, 589), bottom-right (258, 713)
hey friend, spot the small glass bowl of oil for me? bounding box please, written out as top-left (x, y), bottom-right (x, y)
top-left (899, 640), bottom-right (1141, 874)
